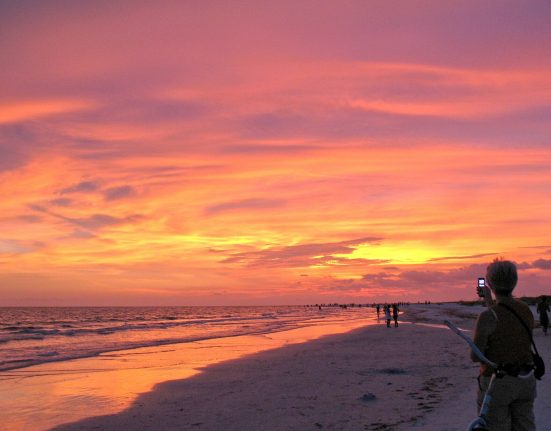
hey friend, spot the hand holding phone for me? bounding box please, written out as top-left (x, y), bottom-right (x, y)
top-left (477, 277), bottom-right (494, 306)
top-left (477, 278), bottom-right (485, 297)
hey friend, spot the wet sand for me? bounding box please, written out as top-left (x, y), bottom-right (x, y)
top-left (49, 304), bottom-right (475, 431)
top-left (0, 313), bottom-right (374, 431)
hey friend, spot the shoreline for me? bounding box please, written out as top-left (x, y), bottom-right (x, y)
top-left (51, 304), bottom-right (479, 431)
top-left (3, 304), bottom-right (550, 431)
top-left (0, 311), bottom-right (376, 431)
top-left (0, 306), bottom-right (367, 373)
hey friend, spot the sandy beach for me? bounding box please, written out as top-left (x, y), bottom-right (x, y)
top-left (3, 304), bottom-right (550, 431)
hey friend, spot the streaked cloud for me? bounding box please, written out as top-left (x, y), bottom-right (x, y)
top-left (50, 198), bottom-right (73, 207)
top-left (63, 230), bottom-right (96, 240)
top-left (61, 181), bottom-right (101, 194)
top-left (103, 185), bottom-right (136, 201)
top-left (222, 144), bottom-right (323, 155)
top-left (0, 239), bottom-right (43, 254)
top-left (428, 253), bottom-right (499, 263)
top-left (532, 259), bottom-right (551, 270)
top-left (18, 214), bottom-right (43, 223)
top-left (0, 99), bottom-right (96, 125)
top-left (223, 237), bottom-right (383, 268)
top-left (205, 198), bottom-right (287, 216)
top-left (28, 204), bottom-right (143, 231)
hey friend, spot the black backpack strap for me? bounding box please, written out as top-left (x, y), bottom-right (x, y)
top-left (497, 302), bottom-right (540, 357)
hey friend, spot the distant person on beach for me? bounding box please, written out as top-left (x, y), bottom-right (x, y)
top-left (392, 304), bottom-right (399, 327)
top-left (472, 259), bottom-right (536, 431)
top-left (537, 296), bottom-right (549, 336)
top-left (383, 305), bottom-right (391, 328)
top-left (376, 304), bottom-right (380, 320)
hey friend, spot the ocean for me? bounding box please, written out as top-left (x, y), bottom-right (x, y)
top-left (0, 305), bottom-right (371, 372)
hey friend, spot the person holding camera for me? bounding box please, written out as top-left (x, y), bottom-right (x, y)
top-left (472, 259), bottom-right (536, 431)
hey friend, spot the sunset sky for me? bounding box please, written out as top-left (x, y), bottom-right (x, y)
top-left (1, 1), bottom-right (551, 305)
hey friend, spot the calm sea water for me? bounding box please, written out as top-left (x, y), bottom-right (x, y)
top-left (0, 306), bottom-right (370, 372)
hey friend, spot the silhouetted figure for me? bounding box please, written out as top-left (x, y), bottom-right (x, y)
top-left (383, 305), bottom-right (391, 328)
top-left (537, 296), bottom-right (549, 336)
top-left (376, 304), bottom-right (380, 320)
top-left (392, 303), bottom-right (399, 327)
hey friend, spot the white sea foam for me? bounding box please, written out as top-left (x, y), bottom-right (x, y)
top-left (0, 305), bottom-right (373, 372)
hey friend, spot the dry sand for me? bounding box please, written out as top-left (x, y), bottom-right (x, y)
top-left (47, 303), bottom-right (551, 431)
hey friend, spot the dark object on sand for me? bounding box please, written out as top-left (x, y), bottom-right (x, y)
top-left (359, 393), bottom-right (377, 402)
top-left (379, 368), bottom-right (406, 375)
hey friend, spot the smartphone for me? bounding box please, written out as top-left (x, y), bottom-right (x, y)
top-left (477, 277), bottom-right (485, 297)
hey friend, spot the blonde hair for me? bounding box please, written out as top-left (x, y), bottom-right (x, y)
top-left (486, 258), bottom-right (518, 294)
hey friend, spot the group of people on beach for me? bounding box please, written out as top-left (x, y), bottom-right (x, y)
top-left (375, 303), bottom-right (399, 328)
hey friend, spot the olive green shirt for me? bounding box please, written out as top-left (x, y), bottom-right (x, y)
top-left (472, 297), bottom-right (534, 376)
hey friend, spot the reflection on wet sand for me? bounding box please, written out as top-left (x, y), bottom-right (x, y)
top-left (0, 316), bottom-right (375, 431)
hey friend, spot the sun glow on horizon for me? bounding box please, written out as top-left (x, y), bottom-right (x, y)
top-left (338, 243), bottom-right (447, 265)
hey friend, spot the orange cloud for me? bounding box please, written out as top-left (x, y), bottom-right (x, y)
top-left (0, 100), bottom-right (96, 124)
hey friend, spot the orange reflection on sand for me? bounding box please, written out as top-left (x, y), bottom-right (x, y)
top-left (0, 314), bottom-right (375, 431)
